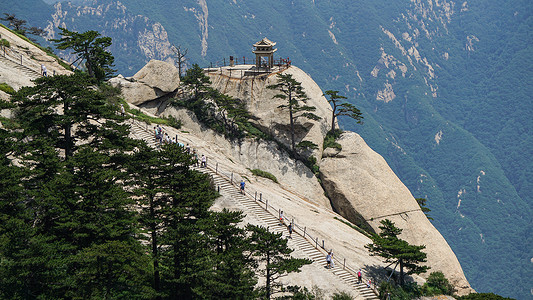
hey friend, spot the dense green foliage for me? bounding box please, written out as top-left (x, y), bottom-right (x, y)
top-left (52, 27), bottom-right (115, 81)
top-left (0, 82), bottom-right (14, 95)
top-left (458, 293), bottom-right (515, 300)
top-left (365, 219), bottom-right (429, 286)
top-left (421, 271), bottom-right (454, 296)
top-left (0, 73), bottom-right (309, 299)
top-left (6, 0), bottom-right (533, 298)
top-left (377, 272), bottom-right (454, 300)
top-left (323, 129), bottom-right (343, 151)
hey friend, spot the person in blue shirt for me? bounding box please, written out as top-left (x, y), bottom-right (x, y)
top-left (240, 180), bottom-right (245, 194)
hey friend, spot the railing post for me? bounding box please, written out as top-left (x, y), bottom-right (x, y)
top-left (260, 193), bottom-right (262, 202)
top-left (216, 162), bottom-right (218, 174)
top-left (254, 191), bottom-right (257, 201)
top-left (20, 54), bottom-right (22, 65)
top-left (303, 227), bottom-right (306, 237)
top-left (343, 258), bottom-right (346, 269)
top-left (315, 237), bottom-right (318, 249)
top-left (265, 200), bottom-right (268, 210)
top-left (322, 240), bottom-right (324, 249)
top-left (230, 172), bottom-right (233, 184)
top-left (217, 185), bottom-right (220, 193)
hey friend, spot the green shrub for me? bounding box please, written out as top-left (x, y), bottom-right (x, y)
top-left (323, 129), bottom-right (343, 150)
top-left (0, 38), bottom-right (10, 48)
top-left (0, 83), bottom-right (15, 95)
top-left (332, 291), bottom-right (353, 300)
top-left (422, 271), bottom-right (454, 295)
top-left (248, 168), bottom-right (278, 183)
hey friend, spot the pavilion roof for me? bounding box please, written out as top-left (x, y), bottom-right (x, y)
top-left (253, 37), bottom-right (276, 47)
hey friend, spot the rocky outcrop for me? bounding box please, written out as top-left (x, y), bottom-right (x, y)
top-left (127, 59), bottom-right (472, 294)
top-left (141, 104), bottom-right (333, 210)
top-left (320, 132), bottom-right (473, 295)
top-left (109, 59), bottom-right (180, 105)
top-left (207, 65), bottom-right (333, 161)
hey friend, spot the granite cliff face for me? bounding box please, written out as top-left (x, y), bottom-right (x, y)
top-left (207, 66), bottom-right (333, 161)
top-left (116, 60), bottom-right (473, 295)
top-left (320, 132), bottom-right (472, 294)
top-left (205, 64), bottom-right (473, 295)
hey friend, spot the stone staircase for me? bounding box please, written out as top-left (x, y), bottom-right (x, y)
top-left (128, 119), bottom-right (379, 300)
top-left (0, 55), bottom-right (41, 80)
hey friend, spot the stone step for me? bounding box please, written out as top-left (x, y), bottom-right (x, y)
top-left (128, 122), bottom-right (368, 298)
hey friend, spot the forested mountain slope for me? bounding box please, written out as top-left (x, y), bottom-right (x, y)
top-left (3, 0), bottom-right (531, 298)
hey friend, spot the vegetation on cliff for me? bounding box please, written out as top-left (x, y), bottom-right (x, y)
top-left (3, 1), bottom-right (531, 297)
top-left (0, 52), bottom-right (310, 299)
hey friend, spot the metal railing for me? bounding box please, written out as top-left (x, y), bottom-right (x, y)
top-left (1, 44), bottom-right (42, 76)
top-left (206, 161), bottom-right (379, 295)
top-left (128, 112), bottom-right (380, 297)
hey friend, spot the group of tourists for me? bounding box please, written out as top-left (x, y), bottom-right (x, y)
top-left (154, 125), bottom-right (181, 146)
top-left (153, 124), bottom-right (208, 168)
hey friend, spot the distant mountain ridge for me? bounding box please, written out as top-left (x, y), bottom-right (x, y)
top-left (2, 0), bottom-right (531, 298)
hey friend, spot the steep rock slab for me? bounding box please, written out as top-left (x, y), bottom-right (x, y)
top-left (155, 105), bottom-right (332, 209)
top-left (320, 131), bottom-right (473, 295)
top-left (109, 59), bottom-right (180, 105)
top-left (207, 65), bottom-right (333, 161)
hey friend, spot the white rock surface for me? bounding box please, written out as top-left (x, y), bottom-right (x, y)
top-left (207, 65), bottom-right (333, 161)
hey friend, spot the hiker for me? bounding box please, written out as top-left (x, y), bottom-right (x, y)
top-left (288, 222), bottom-right (293, 239)
top-left (201, 155), bottom-right (207, 168)
top-left (279, 210), bottom-right (284, 225)
top-left (41, 64), bottom-right (47, 76)
top-left (120, 104), bottom-right (125, 117)
top-left (366, 279), bottom-right (372, 288)
top-left (357, 269), bottom-right (362, 283)
top-left (240, 180), bottom-right (245, 194)
top-left (193, 150), bottom-right (199, 167)
top-left (330, 251), bottom-right (335, 268)
top-left (326, 252), bottom-right (332, 269)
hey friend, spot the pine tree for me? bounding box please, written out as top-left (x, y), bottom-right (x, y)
top-left (324, 90), bottom-right (363, 133)
top-left (267, 73), bottom-right (321, 155)
top-left (5, 74), bottom-right (154, 298)
top-left (204, 209), bottom-right (258, 299)
top-left (52, 27), bottom-right (115, 81)
top-left (365, 219), bottom-right (429, 286)
top-left (181, 63), bottom-right (212, 99)
top-left (247, 225), bottom-right (312, 299)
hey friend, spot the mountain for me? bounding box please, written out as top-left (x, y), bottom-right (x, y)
top-left (0, 26), bottom-right (470, 297)
top-left (2, 0), bottom-right (531, 298)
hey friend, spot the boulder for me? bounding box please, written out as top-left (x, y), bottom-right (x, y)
top-left (320, 131), bottom-right (473, 295)
top-left (133, 59), bottom-right (180, 93)
top-left (109, 60), bottom-right (180, 105)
